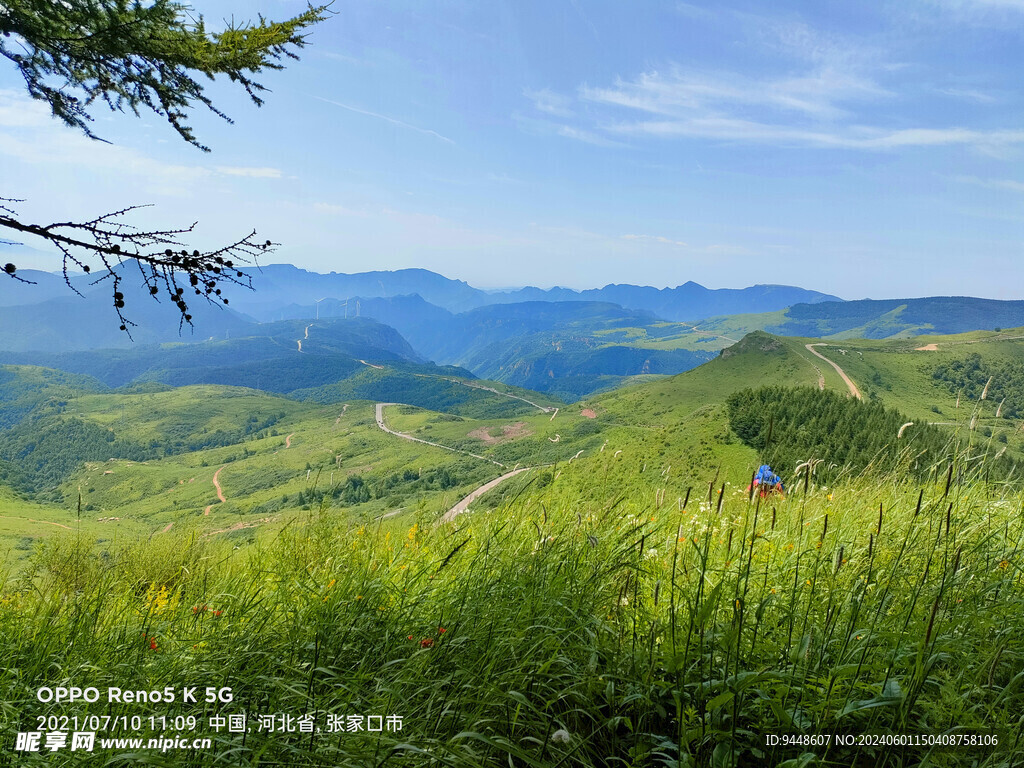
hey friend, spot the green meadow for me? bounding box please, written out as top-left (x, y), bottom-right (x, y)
top-left (2, 328), bottom-right (1024, 765)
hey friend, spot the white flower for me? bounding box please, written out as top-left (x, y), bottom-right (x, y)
top-left (551, 729), bottom-right (572, 744)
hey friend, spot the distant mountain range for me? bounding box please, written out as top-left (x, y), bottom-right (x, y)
top-left (7, 263), bottom-right (1024, 402)
top-left (230, 264), bottom-right (841, 320)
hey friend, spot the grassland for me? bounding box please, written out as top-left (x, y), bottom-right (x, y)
top-left (3, 327), bottom-right (1024, 765)
top-left (1, 449), bottom-right (1020, 766)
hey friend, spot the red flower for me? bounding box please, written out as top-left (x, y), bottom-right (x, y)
top-left (213, 610), bottom-right (222, 618)
top-left (420, 638), bottom-right (434, 649)
top-left (149, 638), bottom-right (158, 651)
top-left (438, 626), bottom-right (446, 634)
top-left (408, 635), bottom-right (413, 640)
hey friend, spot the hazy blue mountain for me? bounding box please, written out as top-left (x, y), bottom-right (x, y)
top-left (235, 265), bottom-right (485, 317)
top-left (0, 274), bottom-right (254, 353)
top-left (490, 281), bottom-right (841, 321)
top-left (229, 265), bottom-right (840, 321)
top-left (279, 297), bottom-right (715, 399)
top-left (0, 317), bottom-right (423, 389)
top-left (0, 268), bottom-right (96, 307)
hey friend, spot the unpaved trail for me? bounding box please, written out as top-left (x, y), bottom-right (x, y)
top-left (805, 344), bottom-right (861, 400)
top-left (285, 433), bottom-right (294, 448)
top-left (296, 339), bottom-right (303, 352)
top-left (204, 465), bottom-right (227, 516)
top-left (0, 515), bottom-right (72, 531)
top-left (160, 522), bottom-right (173, 534)
top-left (681, 323), bottom-right (739, 344)
top-left (335, 404), bottom-right (349, 424)
top-left (359, 359), bottom-right (384, 369)
top-left (441, 467), bottom-right (531, 523)
top-left (447, 379), bottom-right (552, 413)
top-left (304, 324), bottom-right (312, 339)
top-left (412, 374), bottom-right (553, 413)
top-left (375, 403), bottom-right (505, 467)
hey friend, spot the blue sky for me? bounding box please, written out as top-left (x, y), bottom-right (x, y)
top-left (2, 0), bottom-right (1024, 299)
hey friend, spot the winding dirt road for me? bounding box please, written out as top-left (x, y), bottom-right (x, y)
top-left (203, 465), bottom-right (227, 516)
top-left (375, 403), bottom-right (505, 467)
top-left (805, 344), bottom-right (862, 400)
top-left (0, 515), bottom-right (72, 531)
top-left (440, 467), bottom-right (531, 523)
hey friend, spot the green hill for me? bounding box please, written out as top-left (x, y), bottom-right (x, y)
top-left (691, 296), bottom-right (1024, 342)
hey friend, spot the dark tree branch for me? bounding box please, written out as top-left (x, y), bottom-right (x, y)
top-left (0, 198), bottom-right (273, 336)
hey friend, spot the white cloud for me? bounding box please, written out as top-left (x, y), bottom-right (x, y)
top-left (622, 233), bottom-right (690, 247)
top-left (215, 166), bottom-right (283, 179)
top-left (311, 95), bottom-right (455, 145)
top-left (937, 87), bottom-right (998, 104)
top-left (555, 125), bottom-right (626, 147)
top-left (953, 175), bottom-right (1024, 192)
top-left (581, 66), bottom-right (888, 122)
top-left (608, 116), bottom-right (1024, 151)
top-left (524, 87), bottom-right (574, 118)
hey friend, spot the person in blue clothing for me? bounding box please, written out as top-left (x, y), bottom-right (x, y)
top-left (748, 464), bottom-right (785, 498)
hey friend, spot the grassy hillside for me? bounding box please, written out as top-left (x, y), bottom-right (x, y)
top-left (0, 371), bottom-right (583, 570)
top-left (1, 319), bottom-right (1023, 765)
top-left (688, 297), bottom-right (1024, 343)
top-left (1, 446), bottom-right (1020, 765)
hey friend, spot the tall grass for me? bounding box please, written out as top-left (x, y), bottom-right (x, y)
top-left (1, 458), bottom-right (1022, 766)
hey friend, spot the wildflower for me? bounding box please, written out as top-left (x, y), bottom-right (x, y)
top-left (438, 626), bottom-right (447, 634)
top-left (999, 560), bottom-right (1010, 570)
top-left (327, 579), bottom-right (336, 589)
top-left (213, 610), bottom-right (222, 618)
top-left (149, 637), bottom-right (158, 651)
top-left (420, 638), bottom-right (434, 649)
top-left (551, 729), bottom-right (572, 744)
top-left (408, 635), bottom-right (413, 640)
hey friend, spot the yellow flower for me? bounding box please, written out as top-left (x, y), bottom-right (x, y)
top-left (999, 560), bottom-right (1010, 570)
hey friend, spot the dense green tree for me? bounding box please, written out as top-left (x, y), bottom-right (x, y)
top-left (726, 385), bottom-right (962, 482)
top-left (0, 0), bottom-right (329, 330)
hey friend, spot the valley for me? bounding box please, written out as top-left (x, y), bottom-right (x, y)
top-left (2, 267), bottom-right (1023, 767)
